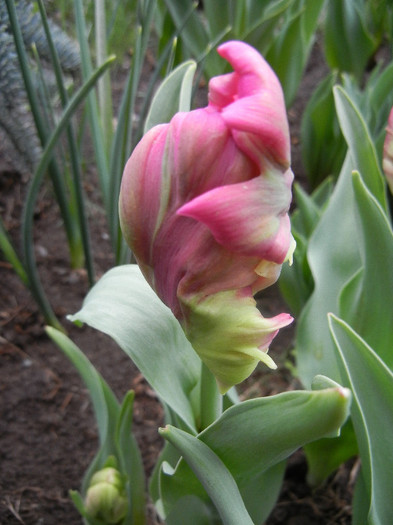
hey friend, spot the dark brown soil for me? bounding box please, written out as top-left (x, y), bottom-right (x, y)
top-left (0, 40), bottom-right (354, 524)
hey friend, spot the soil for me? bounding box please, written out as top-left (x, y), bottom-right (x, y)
top-left (0, 39), bottom-right (355, 524)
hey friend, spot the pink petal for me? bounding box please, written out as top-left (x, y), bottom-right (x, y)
top-left (177, 168), bottom-right (293, 264)
top-left (209, 41), bottom-right (290, 168)
top-left (383, 106), bottom-right (393, 195)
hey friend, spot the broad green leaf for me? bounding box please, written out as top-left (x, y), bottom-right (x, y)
top-left (202, 0), bottom-right (232, 41)
top-left (46, 326), bottom-right (137, 505)
top-left (266, 0), bottom-right (324, 107)
top-left (150, 441), bottom-right (182, 507)
top-left (69, 265), bottom-right (200, 432)
top-left (352, 468), bottom-right (371, 525)
top-left (304, 420), bottom-right (357, 486)
top-left (160, 385), bottom-right (351, 523)
top-left (200, 387), bottom-right (350, 476)
top-left (295, 86), bottom-right (387, 388)
top-left (324, 0), bottom-right (377, 79)
top-left (301, 73), bottom-right (346, 187)
top-left (293, 183), bottom-right (325, 238)
top-left (329, 314), bottom-right (393, 525)
top-left (303, 169), bottom-right (393, 485)
top-left (333, 86), bottom-right (387, 210)
top-left (266, 6), bottom-right (305, 107)
top-left (295, 154), bottom-right (359, 387)
top-left (237, 461), bottom-right (285, 524)
top-left (160, 426), bottom-right (254, 525)
top-left (339, 172), bottom-right (393, 369)
top-left (144, 60), bottom-right (196, 133)
top-left (279, 178), bottom-right (334, 316)
top-left (46, 327), bottom-right (119, 447)
top-left (115, 392), bottom-right (146, 525)
top-left (165, 495), bottom-right (214, 524)
top-left (368, 61), bottom-right (393, 140)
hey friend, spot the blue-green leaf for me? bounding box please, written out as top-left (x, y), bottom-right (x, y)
top-left (333, 86), bottom-right (387, 211)
top-left (144, 59), bottom-right (196, 133)
top-left (329, 314), bottom-right (393, 525)
top-left (115, 392), bottom-right (146, 525)
top-left (295, 85), bottom-right (388, 388)
top-left (160, 426), bottom-right (254, 525)
top-left (339, 172), bottom-right (393, 369)
top-left (159, 385), bottom-right (351, 523)
top-left (69, 265), bottom-right (200, 432)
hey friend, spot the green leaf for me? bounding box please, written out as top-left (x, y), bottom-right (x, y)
top-left (329, 314), bottom-right (393, 525)
top-left (301, 73), bottom-right (346, 187)
top-left (21, 54), bottom-right (115, 330)
top-left (115, 392), bottom-right (146, 525)
top-left (333, 86), bottom-right (387, 211)
top-left (266, 0), bottom-right (325, 107)
top-left (165, 495), bottom-right (214, 524)
top-left (69, 265), bottom-right (200, 432)
top-left (160, 426), bottom-right (254, 525)
top-left (293, 183), bottom-right (325, 237)
top-left (0, 218), bottom-right (28, 285)
top-left (202, 0), bottom-right (232, 43)
top-left (144, 59), bottom-right (196, 133)
top-left (162, 0), bottom-right (222, 77)
top-left (303, 420), bottom-right (357, 486)
top-left (295, 85), bottom-right (388, 388)
top-left (295, 154), bottom-right (359, 386)
top-left (46, 327), bottom-right (119, 447)
top-left (279, 178), bottom-right (335, 316)
top-left (159, 385), bottom-right (351, 523)
top-left (340, 172), bottom-right (393, 369)
top-left (324, 0), bottom-right (377, 79)
top-left (46, 327), bottom-right (123, 496)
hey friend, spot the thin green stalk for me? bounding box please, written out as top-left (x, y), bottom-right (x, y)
top-left (5, 0), bottom-right (81, 266)
top-left (37, 0), bottom-right (95, 286)
top-left (109, 25), bottom-right (143, 263)
top-left (95, 0), bottom-right (114, 153)
top-left (0, 219), bottom-right (28, 285)
top-left (199, 362), bottom-right (222, 430)
top-left (31, 44), bottom-right (58, 131)
top-left (21, 56), bottom-right (115, 329)
top-left (74, 0), bottom-right (111, 215)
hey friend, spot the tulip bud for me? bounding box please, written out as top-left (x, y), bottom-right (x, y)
top-left (120, 40), bottom-right (295, 392)
top-left (85, 467), bottom-right (127, 524)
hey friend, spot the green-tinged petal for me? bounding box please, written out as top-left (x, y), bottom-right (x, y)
top-left (183, 288), bottom-right (293, 393)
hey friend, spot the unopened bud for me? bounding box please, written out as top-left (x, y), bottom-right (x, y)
top-left (85, 467), bottom-right (127, 524)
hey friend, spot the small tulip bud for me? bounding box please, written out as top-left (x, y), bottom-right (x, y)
top-left (85, 467), bottom-right (127, 524)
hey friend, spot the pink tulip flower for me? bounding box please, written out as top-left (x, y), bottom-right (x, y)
top-left (383, 107), bottom-right (393, 195)
top-left (119, 41), bottom-right (295, 393)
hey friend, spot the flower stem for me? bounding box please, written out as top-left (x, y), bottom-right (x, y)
top-left (200, 362), bottom-right (222, 430)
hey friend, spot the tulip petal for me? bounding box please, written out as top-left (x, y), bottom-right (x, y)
top-left (182, 287), bottom-right (293, 393)
top-left (210, 41), bottom-right (290, 168)
top-left (178, 168), bottom-right (293, 264)
top-left (383, 107), bottom-right (393, 195)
